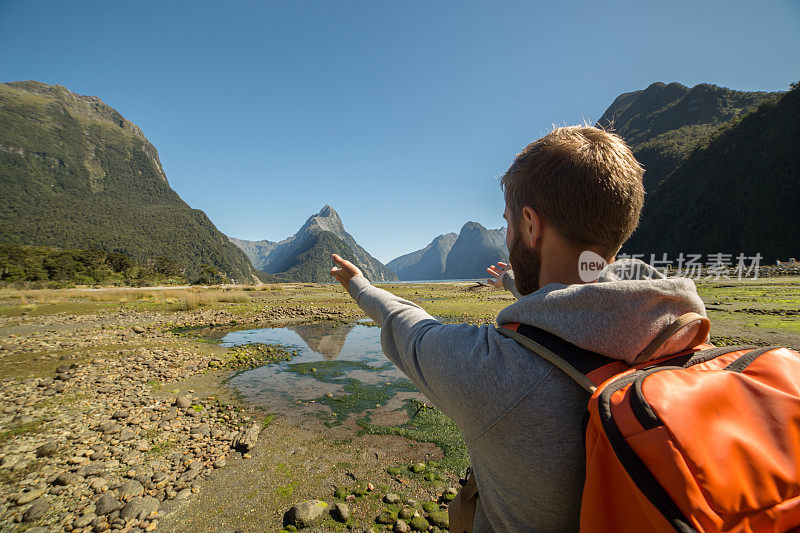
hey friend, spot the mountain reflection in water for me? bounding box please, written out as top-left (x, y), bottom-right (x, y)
top-left (289, 322), bottom-right (355, 360)
top-left (221, 321), bottom-right (416, 413)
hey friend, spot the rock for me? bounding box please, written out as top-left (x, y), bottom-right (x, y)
top-left (383, 493), bottom-right (401, 504)
top-left (119, 496), bottom-right (159, 520)
top-left (408, 515), bottom-right (430, 531)
top-left (36, 441), bottom-right (59, 457)
top-left (331, 502), bottom-right (350, 522)
top-left (441, 487), bottom-right (458, 502)
top-left (175, 488), bottom-right (192, 500)
top-left (422, 501), bottom-right (439, 513)
top-left (119, 479), bottom-right (145, 500)
top-left (376, 510), bottom-right (397, 524)
top-left (213, 456), bottom-right (227, 468)
top-left (81, 462), bottom-right (107, 477)
top-left (54, 472), bottom-right (83, 486)
top-left (398, 506), bottom-right (414, 520)
top-left (23, 497), bottom-right (49, 521)
top-left (427, 511), bottom-right (449, 528)
top-left (393, 520), bottom-right (411, 533)
top-left (90, 477), bottom-right (108, 491)
top-left (15, 486), bottom-right (46, 504)
top-left (232, 422), bottom-right (261, 452)
top-left (287, 500), bottom-right (329, 528)
top-left (74, 513), bottom-right (96, 528)
top-left (111, 410), bottom-right (129, 420)
top-left (95, 493), bottom-right (122, 515)
top-left (132, 325), bottom-right (145, 333)
top-left (174, 396), bottom-right (191, 409)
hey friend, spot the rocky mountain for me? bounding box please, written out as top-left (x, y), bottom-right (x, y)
top-left (232, 205), bottom-right (398, 282)
top-left (387, 232), bottom-right (458, 281)
top-left (389, 223), bottom-right (507, 281)
top-left (227, 237), bottom-right (277, 271)
top-left (597, 82), bottom-right (779, 192)
top-left (623, 83), bottom-right (800, 263)
top-left (0, 81), bottom-right (260, 283)
top-left (443, 222), bottom-right (508, 279)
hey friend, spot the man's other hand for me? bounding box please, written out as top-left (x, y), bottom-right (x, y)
top-left (330, 254), bottom-right (363, 289)
top-left (486, 261), bottom-right (509, 288)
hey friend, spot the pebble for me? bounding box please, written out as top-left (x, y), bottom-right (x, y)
top-left (16, 487), bottom-right (46, 504)
top-left (287, 500), bottom-right (329, 528)
top-left (119, 496), bottom-right (159, 521)
top-left (119, 479), bottom-right (145, 500)
top-left (36, 441), bottom-right (59, 457)
top-left (332, 502), bottom-right (350, 522)
top-left (23, 498), bottom-right (49, 521)
top-left (95, 493), bottom-right (122, 515)
top-left (383, 493), bottom-right (401, 504)
top-left (174, 396), bottom-right (191, 409)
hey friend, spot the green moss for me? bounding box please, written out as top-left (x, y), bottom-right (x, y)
top-left (409, 462), bottom-right (426, 473)
top-left (359, 400), bottom-right (469, 474)
top-left (0, 419), bottom-right (43, 445)
top-left (376, 509), bottom-right (397, 524)
top-left (227, 343), bottom-right (300, 371)
top-left (286, 360), bottom-right (417, 425)
top-left (422, 501), bottom-right (439, 514)
top-left (427, 511), bottom-right (449, 528)
top-left (262, 414), bottom-right (276, 428)
top-left (408, 515), bottom-right (430, 531)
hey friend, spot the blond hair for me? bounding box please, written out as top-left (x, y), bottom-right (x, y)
top-left (501, 126), bottom-right (644, 258)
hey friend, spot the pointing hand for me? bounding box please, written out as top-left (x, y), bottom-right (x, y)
top-left (330, 254), bottom-right (363, 289)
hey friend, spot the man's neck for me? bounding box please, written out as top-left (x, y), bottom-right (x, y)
top-left (538, 242), bottom-right (596, 288)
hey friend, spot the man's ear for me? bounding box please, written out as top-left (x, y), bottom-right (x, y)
top-left (520, 206), bottom-right (544, 247)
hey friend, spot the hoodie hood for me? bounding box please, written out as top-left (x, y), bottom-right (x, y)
top-left (496, 259), bottom-right (708, 364)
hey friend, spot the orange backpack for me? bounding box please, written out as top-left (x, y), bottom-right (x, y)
top-left (499, 313), bottom-right (800, 533)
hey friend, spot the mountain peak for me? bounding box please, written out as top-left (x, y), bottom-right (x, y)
top-left (460, 221), bottom-right (486, 232)
top-left (318, 204), bottom-right (337, 217)
top-left (304, 205), bottom-right (344, 236)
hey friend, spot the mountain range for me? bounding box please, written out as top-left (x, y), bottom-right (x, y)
top-left (387, 222), bottom-right (507, 280)
top-left (231, 205), bottom-right (398, 282)
top-left (2, 79), bottom-right (795, 284)
top-left (0, 81), bottom-right (259, 283)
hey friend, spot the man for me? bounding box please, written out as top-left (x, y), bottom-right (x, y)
top-left (330, 126), bottom-right (707, 532)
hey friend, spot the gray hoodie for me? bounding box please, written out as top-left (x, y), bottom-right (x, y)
top-left (347, 259), bottom-right (707, 532)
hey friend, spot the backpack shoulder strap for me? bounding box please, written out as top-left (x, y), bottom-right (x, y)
top-left (497, 323), bottom-right (617, 393)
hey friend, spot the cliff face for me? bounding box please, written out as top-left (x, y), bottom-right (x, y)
top-left (442, 222), bottom-right (508, 280)
top-left (232, 205), bottom-right (398, 282)
top-left (227, 237), bottom-right (277, 271)
top-left (387, 233), bottom-right (458, 281)
top-left (0, 80), bottom-right (259, 282)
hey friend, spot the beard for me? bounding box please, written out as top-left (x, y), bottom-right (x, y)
top-left (509, 229), bottom-right (542, 296)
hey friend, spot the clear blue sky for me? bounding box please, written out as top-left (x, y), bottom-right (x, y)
top-left (1, 1), bottom-right (798, 263)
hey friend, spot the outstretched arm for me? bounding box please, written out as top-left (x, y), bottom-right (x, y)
top-left (329, 254), bottom-right (500, 431)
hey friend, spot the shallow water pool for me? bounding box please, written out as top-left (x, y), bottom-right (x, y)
top-left (223, 321), bottom-right (423, 421)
